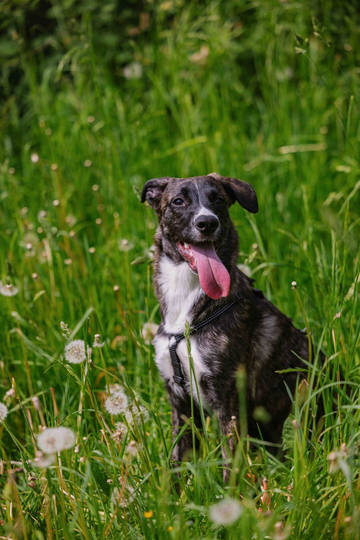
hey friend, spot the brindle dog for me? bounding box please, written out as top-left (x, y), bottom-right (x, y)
top-left (141, 173), bottom-right (311, 480)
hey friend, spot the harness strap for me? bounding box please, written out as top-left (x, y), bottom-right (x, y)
top-left (168, 292), bottom-right (243, 386)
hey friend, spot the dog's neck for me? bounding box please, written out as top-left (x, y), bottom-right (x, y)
top-left (152, 222), bottom-right (252, 333)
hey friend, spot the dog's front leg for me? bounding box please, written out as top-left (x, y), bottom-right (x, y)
top-left (218, 417), bottom-right (237, 483)
top-left (169, 392), bottom-right (202, 464)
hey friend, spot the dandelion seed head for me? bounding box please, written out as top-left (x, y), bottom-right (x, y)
top-left (105, 390), bottom-right (128, 415)
top-left (209, 499), bottom-right (243, 526)
top-left (291, 281), bottom-right (297, 290)
top-left (89, 247), bottom-right (95, 253)
top-left (126, 440), bottom-right (138, 457)
top-left (87, 115), bottom-right (95, 123)
top-left (0, 402), bottom-right (8, 424)
top-left (109, 383), bottom-right (122, 395)
top-left (31, 453), bottom-right (55, 469)
top-left (53, 199), bottom-right (60, 207)
top-left (37, 426), bottom-right (76, 453)
top-left (84, 159), bottom-right (92, 167)
top-left (118, 238), bottom-right (134, 252)
top-left (31, 153), bottom-right (39, 163)
top-left (237, 264), bottom-right (252, 278)
top-left (92, 184), bottom-right (99, 192)
top-left (32, 396), bottom-right (41, 411)
top-left (141, 322), bottom-right (159, 344)
top-left (93, 333), bottom-right (105, 347)
top-left (5, 388), bottom-right (16, 399)
top-left (111, 485), bottom-right (135, 507)
top-left (113, 285), bottom-right (120, 292)
top-left (64, 340), bottom-right (86, 364)
top-left (123, 62), bottom-right (143, 80)
top-left (0, 282), bottom-right (19, 297)
top-left (112, 422), bottom-right (128, 443)
top-left (9, 167), bottom-right (15, 174)
top-left (51, 163), bottom-right (58, 171)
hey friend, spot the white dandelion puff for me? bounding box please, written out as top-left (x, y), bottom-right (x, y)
top-left (0, 402), bottom-right (8, 424)
top-left (237, 264), bottom-right (252, 278)
top-left (130, 403), bottom-right (150, 422)
top-left (126, 440), bottom-right (138, 458)
top-left (118, 238), bottom-right (134, 252)
top-left (112, 422), bottom-right (128, 444)
top-left (105, 390), bottom-right (128, 415)
top-left (123, 62), bottom-right (143, 80)
top-left (209, 499), bottom-right (243, 526)
top-left (111, 485), bottom-right (135, 507)
top-left (123, 407), bottom-right (135, 425)
top-left (141, 322), bottom-right (159, 344)
top-left (64, 340), bottom-right (86, 364)
top-left (0, 282), bottom-right (19, 297)
top-left (109, 383), bottom-right (123, 395)
top-left (93, 333), bottom-right (105, 348)
top-left (31, 453), bottom-right (55, 469)
top-left (37, 427), bottom-right (76, 453)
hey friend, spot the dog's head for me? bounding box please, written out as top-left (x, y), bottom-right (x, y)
top-left (141, 173), bottom-right (258, 300)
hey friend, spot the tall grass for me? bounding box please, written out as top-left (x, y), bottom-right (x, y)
top-left (0, 1), bottom-right (359, 538)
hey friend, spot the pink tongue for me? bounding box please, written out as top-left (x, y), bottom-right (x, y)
top-left (190, 242), bottom-right (231, 299)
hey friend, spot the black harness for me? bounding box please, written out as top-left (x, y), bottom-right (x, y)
top-left (168, 292), bottom-right (243, 386)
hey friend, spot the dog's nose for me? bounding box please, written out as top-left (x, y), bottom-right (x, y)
top-left (195, 215), bottom-right (219, 234)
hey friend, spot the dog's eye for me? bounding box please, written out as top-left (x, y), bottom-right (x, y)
top-left (215, 197), bottom-right (224, 205)
top-left (172, 198), bottom-right (184, 206)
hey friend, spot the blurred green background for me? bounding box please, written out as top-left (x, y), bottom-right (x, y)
top-left (0, 1), bottom-right (359, 538)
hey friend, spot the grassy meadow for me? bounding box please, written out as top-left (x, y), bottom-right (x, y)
top-left (0, 1), bottom-right (360, 538)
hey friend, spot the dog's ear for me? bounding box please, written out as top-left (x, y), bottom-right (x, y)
top-left (209, 172), bottom-right (258, 213)
top-left (141, 177), bottom-right (170, 212)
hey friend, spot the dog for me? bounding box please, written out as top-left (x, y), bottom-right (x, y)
top-left (141, 173), bottom-right (312, 480)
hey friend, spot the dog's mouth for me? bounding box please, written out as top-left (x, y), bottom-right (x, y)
top-left (176, 240), bottom-right (230, 300)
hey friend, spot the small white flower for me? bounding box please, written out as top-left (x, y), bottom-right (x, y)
top-left (209, 498), bottom-right (243, 526)
top-left (105, 390), bottom-right (128, 415)
top-left (64, 340), bottom-right (86, 364)
top-left (123, 62), bottom-right (143, 80)
top-left (0, 282), bottom-right (19, 297)
top-left (141, 322), bottom-right (159, 344)
top-left (0, 402), bottom-right (8, 424)
top-left (37, 427), bottom-right (76, 453)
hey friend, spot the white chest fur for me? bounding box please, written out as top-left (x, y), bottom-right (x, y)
top-left (153, 256), bottom-right (210, 400)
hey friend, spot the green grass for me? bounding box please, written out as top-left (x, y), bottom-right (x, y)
top-left (0, 1), bottom-right (360, 538)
